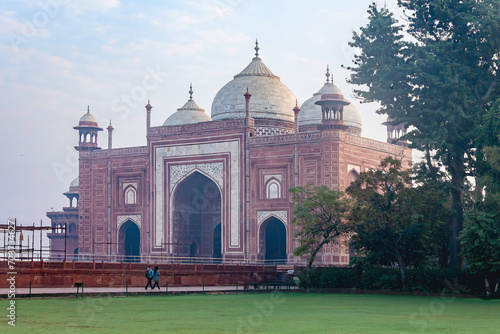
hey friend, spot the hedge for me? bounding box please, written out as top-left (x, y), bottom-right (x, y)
top-left (297, 266), bottom-right (498, 297)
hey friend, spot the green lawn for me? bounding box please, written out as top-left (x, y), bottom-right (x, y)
top-left (1, 292), bottom-right (499, 333)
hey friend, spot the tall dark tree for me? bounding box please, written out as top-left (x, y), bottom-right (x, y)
top-left (348, 1), bottom-right (500, 269)
top-left (412, 161), bottom-right (452, 268)
top-left (346, 157), bottom-right (445, 289)
top-left (459, 98), bottom-right (500, 296)
top-left (475, 98), bottom-right (500, 218)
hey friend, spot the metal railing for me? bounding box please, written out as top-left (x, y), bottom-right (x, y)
top-left (42, 253), bottom-right (301, 266)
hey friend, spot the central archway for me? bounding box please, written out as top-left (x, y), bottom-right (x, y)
top-left (259, 217), bottom-right (287, 264)
top-left (172, 171), bottom-right (222, 260)
top-left (118, 220), bottom-right (140, 262)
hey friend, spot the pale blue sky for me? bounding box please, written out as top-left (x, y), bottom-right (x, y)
top-left (0, 0), bottom-right (403, 226)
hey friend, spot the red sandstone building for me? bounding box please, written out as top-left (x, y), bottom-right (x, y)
top-left (47, 43), bottom-right (411, 265)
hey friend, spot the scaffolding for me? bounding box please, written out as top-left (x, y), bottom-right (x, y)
top-left (0, 219), bottom-right (66, 261)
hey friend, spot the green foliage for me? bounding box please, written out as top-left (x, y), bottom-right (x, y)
top-left (346, 157), bottom-right (447, 287)
top-left (475, 98), bottom-right (500, 220)
top-left (349, 0), bottom-right (500, 269)
top-left (304, 266), bottom-right (493, 296)
top-left (290, 186), bottom-right (351, 270)
top-left (459, 210), bottom-right (500, 274)
top-left (412, 163), bottom-right (452, 267)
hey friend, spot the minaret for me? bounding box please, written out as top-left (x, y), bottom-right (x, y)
top-left (145, 100), bottom-right (152, 132)
top-left (315, 92), bottom-right (349, 131)
top-left (74, 106), bottom-right (103, 151)
top-left (107, 121), bottom-right (114, 150)
top-left (244, 87), bottom-right (252, 120)
top-left (384, 117), bottom-right (407, 147)
top-left (293, 100), bottom-right (300, 133)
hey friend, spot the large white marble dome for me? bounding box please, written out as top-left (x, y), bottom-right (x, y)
top-left (300, 70), bottom-right (363, 136)
top-left (211, 45), bottom-right (297, 123)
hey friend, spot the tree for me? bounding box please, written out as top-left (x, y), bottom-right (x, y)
top-left (460, 100), bottom-right (500, 296)
top-left (475, 98), bottom-right (500, 220)
top-left (412, 161), bottom-right (452, 268)
top-left (290, 186), bottom-right (351, 286)
top-left (346, 157), bottom-right (445, 289)
top-left (459, 210), bottom-right (500, 296)
top-left (348, 1), bottom-right (500, 270)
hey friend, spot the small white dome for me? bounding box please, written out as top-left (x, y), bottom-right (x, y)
top-left (66, 177), bottom-right (79, 194)
top-left (70, 177), bottom-right (79, 188)
top-left (211, 54), bottom-right (297, 122)
top-left (78, 108), bottom-right (99, 126)
top-left (300, 79), bottom-right (362, 134)
top-left (163, 92), bottom-right (212, 126)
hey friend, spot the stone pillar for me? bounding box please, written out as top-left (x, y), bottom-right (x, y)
top-left (293, 101), bottom-right (300, 134)
top-left (145, 100), bottom-right (152, 132)
top-left (244, 88), bottom-right (251, 121)
top-left (107, 121), bottom-right (114, 150)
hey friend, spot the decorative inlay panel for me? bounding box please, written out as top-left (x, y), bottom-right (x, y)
top-left (264, 174), bottom-right (282, 184)
top-left (117, 215), bottom-right (141, 230)
top-left (122, 182), bottom-right (137, 191)
top-left (169, 162), bottom-right (223, 193)
top-left (347, 164), bottom-right (361, 174)
top-left (257, 210), bottom-right (287, 225)
top-left (255, 127), bottom-right (294, 137)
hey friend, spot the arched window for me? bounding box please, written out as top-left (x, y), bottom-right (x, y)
top-left (347, 169), bottom-right (359, 184)
top-left (125, 186), bottom-right (136, 204)
top-left (266, 180), bottom-right (281, 199)
top-left (69, 223), bottom-right (76, 234)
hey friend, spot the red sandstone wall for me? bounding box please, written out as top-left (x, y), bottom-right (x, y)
top-left (0, 261), bottom-right (276, 288)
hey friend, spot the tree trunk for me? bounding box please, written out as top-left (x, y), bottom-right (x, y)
top-left (485, 273), bottom-right (499, 298)
top-left (449, 150), bottom-right (465, 271)
top-left (307, 239), bottom-right (329, 270)
top-left (304, 239), bottom-right (330, 289)
top-left (394, 248), bottom-right (406, 290)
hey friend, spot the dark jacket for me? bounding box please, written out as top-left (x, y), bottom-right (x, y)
top-left (153, 269), bottom-right (160, 282)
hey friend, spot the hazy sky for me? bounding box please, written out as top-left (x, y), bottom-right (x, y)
top-left (0, 0), bottom-right (404, 227)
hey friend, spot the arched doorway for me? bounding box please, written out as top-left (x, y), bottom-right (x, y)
top-left (213, 224), bottom-right (222, 261)
top-left (172, 171), bottom-right (222, 260)
top-left (259, 217), bottom-right (287, 264)
top-left (118, 220), bottom-right (140, 262)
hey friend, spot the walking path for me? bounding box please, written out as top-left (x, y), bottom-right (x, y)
top-left (0, 284), bottom-right (297, 298)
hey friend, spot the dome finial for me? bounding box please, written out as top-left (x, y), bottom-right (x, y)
top-left (87, 105), bottom-right (90, 114)
top-left (326, 65), bottom-right (331, 84)
top-left (189, 83), bottom-right (193, 100)
top-left (254, 38), bottom-right (260, 58)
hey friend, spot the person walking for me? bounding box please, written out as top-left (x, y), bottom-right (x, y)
top-left (151, 265), bottom-right (160, 290)
top-left (145, 265), bottom-right (153, 290)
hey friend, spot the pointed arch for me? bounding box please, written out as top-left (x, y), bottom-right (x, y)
top-left (171, 167), bottom-right (223, 196)
top-left (347, 169), bottom-right (359, 184)
top-left (171, 171), bottom-right (222, 258)
top-left (124, 185), bottom-right (137, 204)
top-left (265, 177), bottom-right (282, 199)
top-left (118, 220), bottom-right (140, 262)
top-left (258, 216), bottom-right (287, 263)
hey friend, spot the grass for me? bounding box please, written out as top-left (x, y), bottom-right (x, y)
top-left (1, 292), bottom-right (499, 333)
